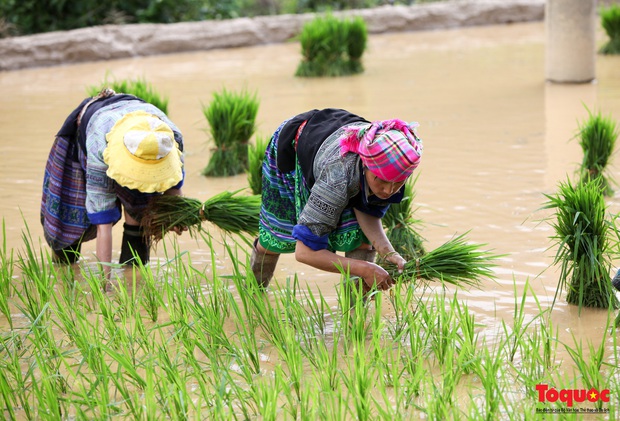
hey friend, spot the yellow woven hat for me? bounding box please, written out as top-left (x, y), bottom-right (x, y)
top-left (104, 111), bottom-right (183, 193)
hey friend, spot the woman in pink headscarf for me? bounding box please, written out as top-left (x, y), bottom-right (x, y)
top-left (251, 108), bottom-right (423, 293)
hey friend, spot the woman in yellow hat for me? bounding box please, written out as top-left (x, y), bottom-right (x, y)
top-left (41, 89), bottom-right (185, 278)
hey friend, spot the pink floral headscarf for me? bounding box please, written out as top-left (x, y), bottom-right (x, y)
top-left (339, 119), bottom-right (423, 183)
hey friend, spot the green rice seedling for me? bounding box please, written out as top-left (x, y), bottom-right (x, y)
top-left (105, 363), bottom-right (146, 420)
top-left (297, 282), bottom-right (332, 336)
top-left (295, 14), bottom-right (367, 77)
top-left (137, 264), bottom-right (164, 323)
top-left (513, 317), bottom-right (559, 402)
top-left (279, 363), bottom-right (305, 420)
top-left (374, 346), bottom-right (409, 420)
top-left (316, 392), bottom-right (349, 421)
top-left (30, 352), bottom-right (63, 419)
top-left (28, 316), bottom-right (69, 401)
top-left (0, 219), bottom-right (14, 293)
top-left (383, 232), bottom-right (500, 290)
top-left (400, 349), bottom-right (426, 408)
top-left (247, 375), bottom-right (281, 420)
top-left (599, 4), bottom-right (620, 55)
top-left (164, 274), bottom-right (194, 345)
top-left (14, 225), bottom-right (58, 323)
top-left (298, 384), bottom-right (319, 421)
top-left (473, 343), bottom-right (508, 420)
top-left (542, 177), bottom-right (620, 312)
top-left (419, 292), bottom-right (458, 364)
top-left (308, 332), bottom-right (341, 393)
top-left (1, 333), bottom-right (34, 419)
top-left (201, 87), bottom-right (259, 177)
top-left (563, 315), bottom-right (612, 410)
top-left (276, 277), bottom-right (330, 360)
top-left (186, 276), bottom-right (237, 358)
top-left (152, 342), bottom-right (190, 419)
top-left (141, 190), bottom-right (260, 241)
top-left (247, 134), bottom-right (269, 195)
top-left (109, 269), bottom-right (140, 323)
top-left (369, 295), bottom-right (386, 359)
top-left (345, 16), bottom-right (367, 74)
top-left (338, 274), bottom-right (374, 345)
top-left (12, 276), bottom-right (48, 327)
top-left (422, 375), bottom-right (458, 420)
top-left (102, 345), bottom-right (149, 390)
top-left (381, 176), bottom-right (426, 261)
top-left (375, 347), bottom-right (407, 420)
top-left (83, 271), bottom-right (122, 343)
top-left (296, 14), bottom-right (347, 77)
top-left (385, 280), bottom-right (427, 342)
top-left (86, 75), bottom-right (169, 114)
top-left (242, 285), bottom-right (306, 402)
top-left (227, 306), bottom-right (262, 380)
top-left (524, 279), bottom-right (560, 372)
top-left (452, 294), bottom-right (480, 374)
top-left (576, 107), bottom-right (618, 196)
top-left (609, 333), bottom-right (620, 417)
top-left (0, 364), bottom-right (17, 420)
top-left (51, 288), bottom-right (108, 378)
top-left (341, 343), bottom-right (374, 421)
top-left (501, 278), bottom-right (540, 363)
top-left (440, 352), bottom-right (464, 411)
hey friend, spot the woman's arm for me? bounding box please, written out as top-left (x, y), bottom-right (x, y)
top-left (95, 223), bottom-right (114, 278)
top-left (163, 187), bottom-right (187, 234)
top-left (295, 240), bottom-right (393, 290)
top-left (353, 208), bottom-right (407, 271)
top-left (164, 187), bottom-right (183, 196)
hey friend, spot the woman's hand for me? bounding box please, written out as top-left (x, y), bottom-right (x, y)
top-left (170, 225), bottom-right (188, 235)
top-left (163, 188), bottom-right (187, 235)
top-left (384, 251), bottom-right (407, 273)
top-left (361, 262), bottom-right (395, 291)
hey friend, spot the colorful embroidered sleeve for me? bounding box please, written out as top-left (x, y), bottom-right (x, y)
top-left (295, 151), bottom-right (360, 242)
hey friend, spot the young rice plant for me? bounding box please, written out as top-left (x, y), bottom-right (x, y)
top-left (295, 14), bottom-right (367, 77)
top-left (599, 3), bottom-right (620, 55)
top-left (201, 87), bottom-right (259, 177)
top-left (86, 75), bottom-right (169, 114)
top-left (576, 107), bottom-right (618, 196)
top-left (543, 177), bottom-right (620, 312)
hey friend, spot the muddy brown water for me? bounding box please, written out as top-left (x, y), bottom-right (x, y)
top-left (1, 22), bottom-right (619, 359)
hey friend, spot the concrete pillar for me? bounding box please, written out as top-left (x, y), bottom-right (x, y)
top-left (545, 0), bottom-right (596, 83)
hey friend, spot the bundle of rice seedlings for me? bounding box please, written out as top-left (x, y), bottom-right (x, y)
top-left (345, 16), bottom-right (367, 74)
top-left (599, 4), bottom-right (620, 55)
top-left (247, 134), bottom-right (270, 195)
top-left (381, 176), bottom-right (426, 261)
top-left (86, 75), bottom-right (169, 113)
top-left (542, 178), bottom-right (619, 312)
top-left (380, 233), bottom-right (501, 289)
top-left (295, 13), bottom-right (367, 77)
top-left (141, 190), bottom-right (260, 241)
top-left (201, 88), bottom-right (259, 177)
top-left (576, 107), bottom-right (618, 196)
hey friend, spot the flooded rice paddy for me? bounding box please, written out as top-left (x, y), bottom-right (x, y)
top-left (0, 20), bottom-right (619, 419)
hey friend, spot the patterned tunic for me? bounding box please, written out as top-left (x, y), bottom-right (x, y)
top-left (40, 95), bottom-right (183, 250)
top-left (258, 109), bottom-right (404, 253)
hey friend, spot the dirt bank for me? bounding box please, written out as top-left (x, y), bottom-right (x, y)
top-left (0, 0), bottom-right (544, 71)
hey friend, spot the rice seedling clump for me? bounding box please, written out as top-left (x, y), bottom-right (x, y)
top-left (543, 178), bottom-right (620, 311)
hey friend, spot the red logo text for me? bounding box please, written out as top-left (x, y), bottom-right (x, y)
top-left (536, 384), bottom-right (610, 407)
